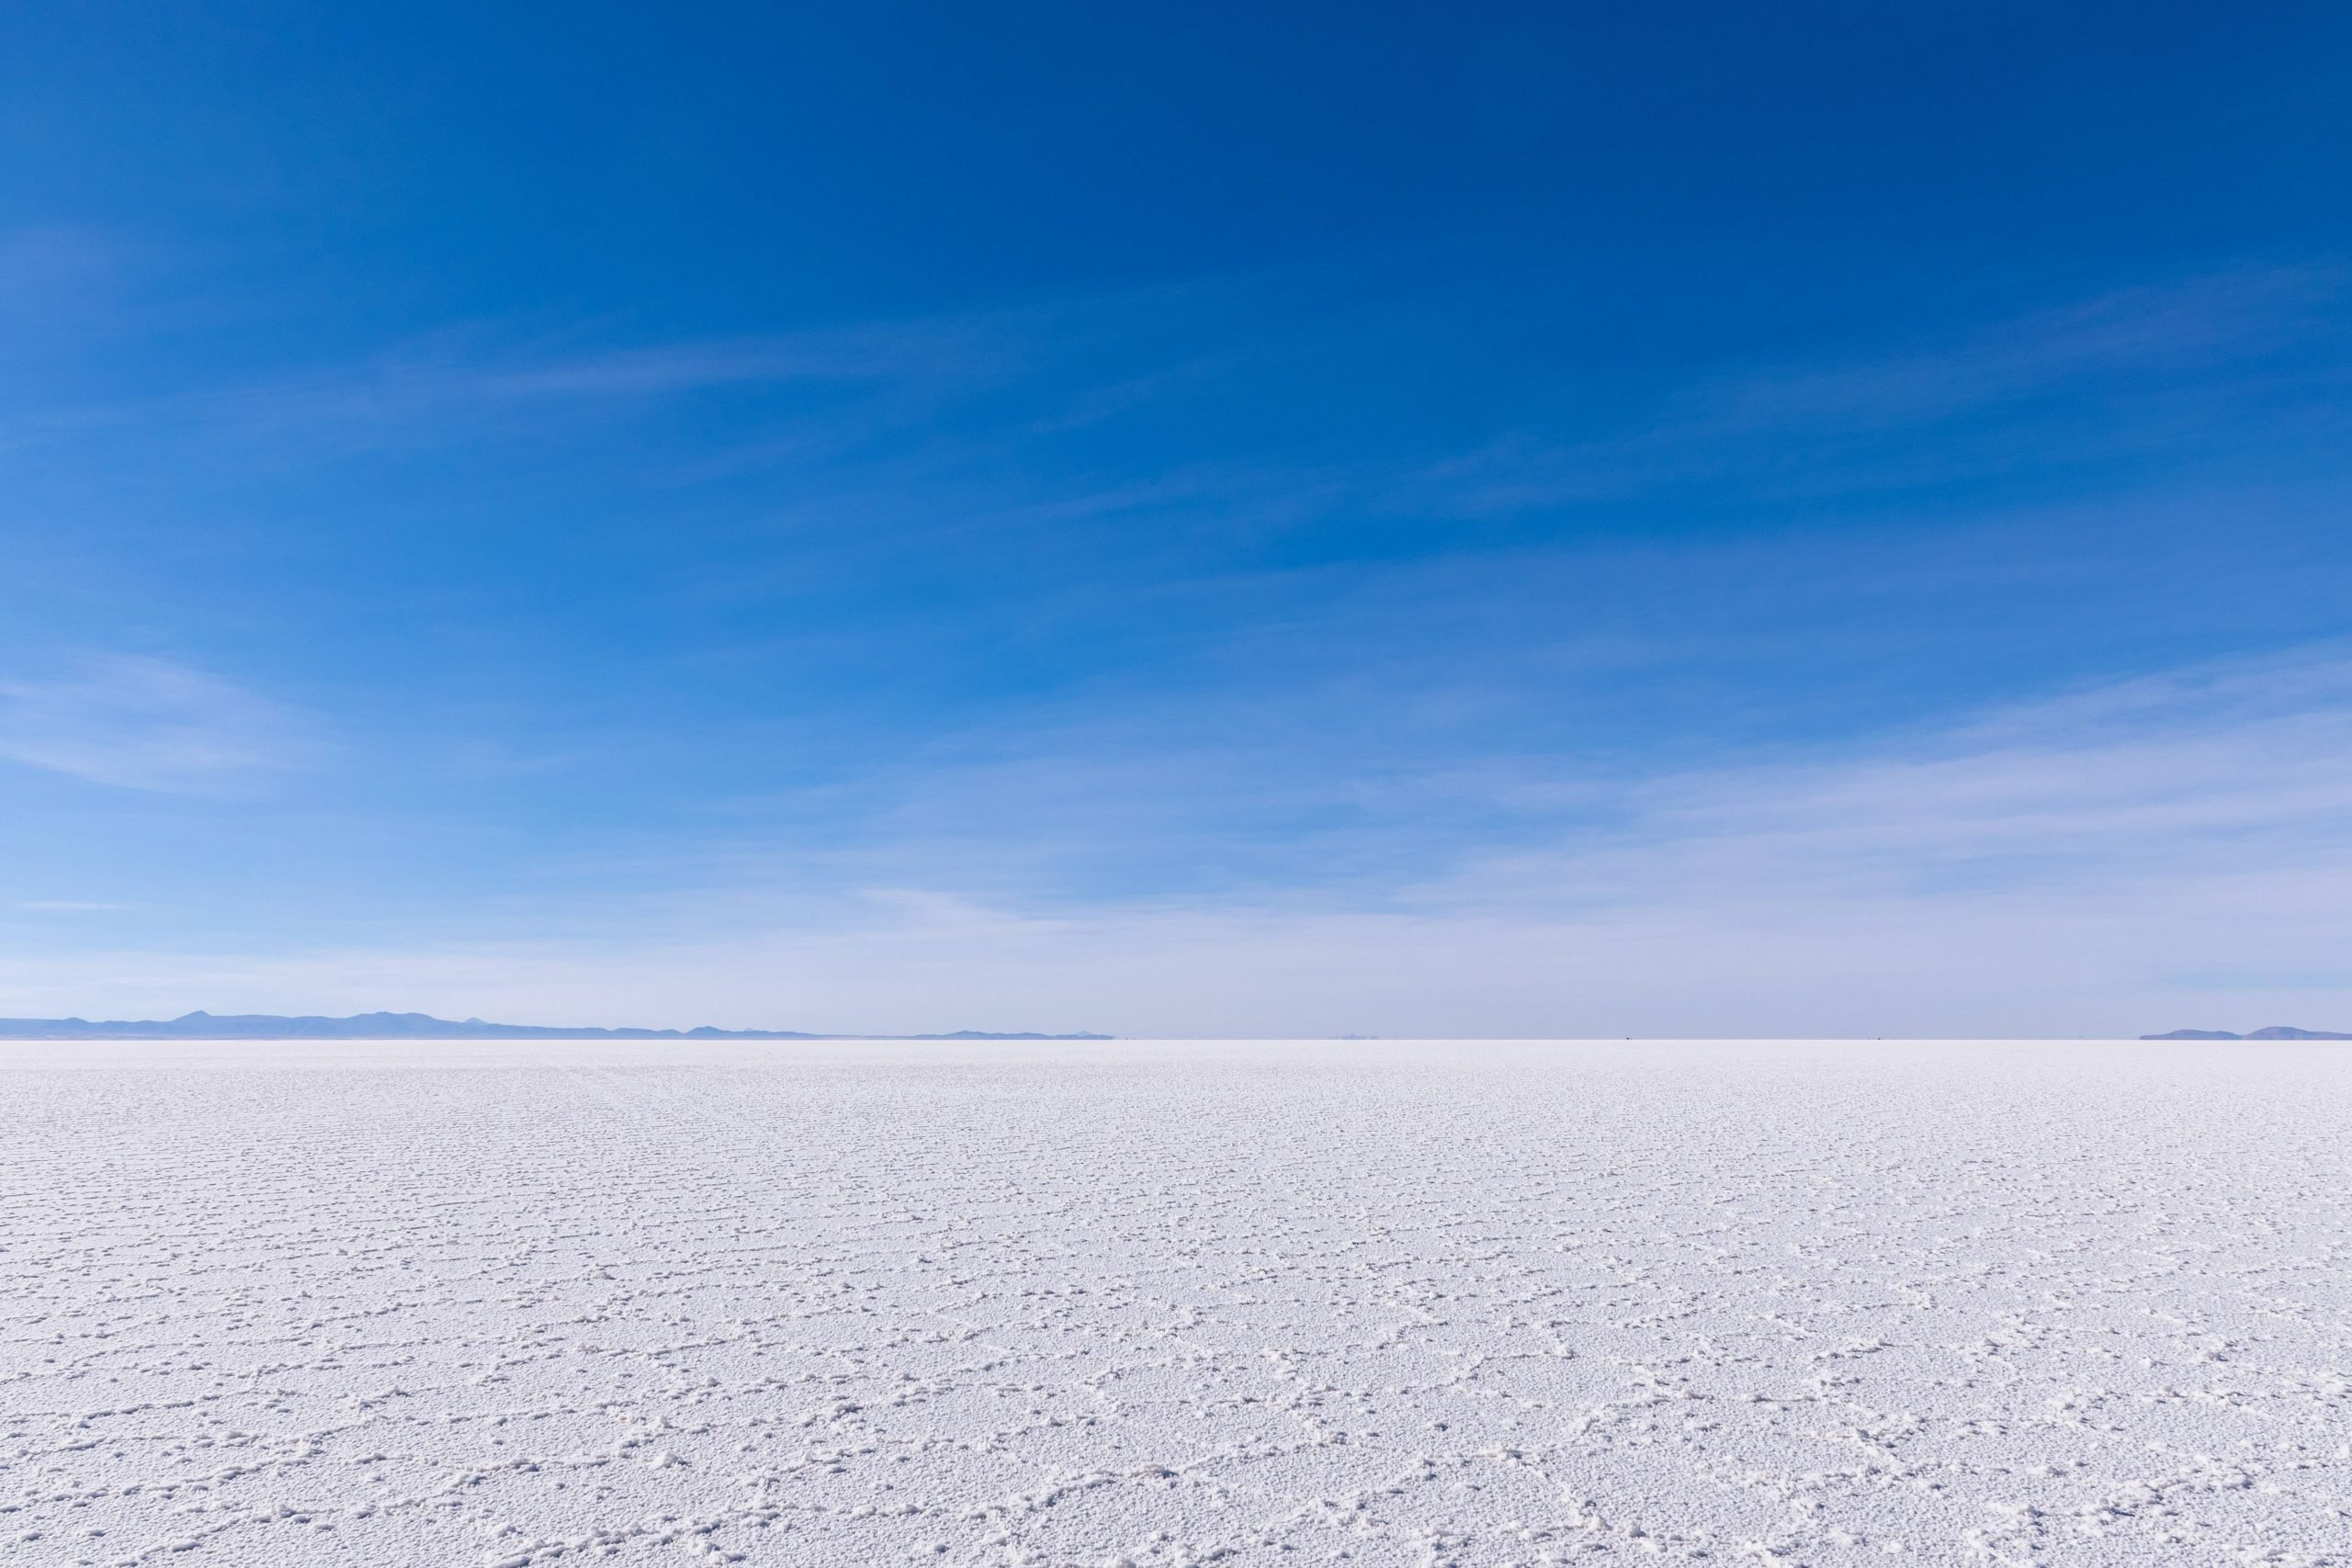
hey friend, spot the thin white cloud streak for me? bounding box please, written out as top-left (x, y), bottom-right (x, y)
top-left (0, 655), bottom-right (308, 793)
top-left (0, 279), bottom-right (1241, 468)
top-left (1712, 267), bottom-right (2342, 429)
top-left (0, 225), bottom-right (121, 321)
top-left (1430, 648), bottom-right (2352, 912)
top-left (8, 643), bottom-right (2348, 1035)
top-left (1416, 265), bottom-right (2352, 514)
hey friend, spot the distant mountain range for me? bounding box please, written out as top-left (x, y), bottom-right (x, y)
top-left (2141, 1026), bottom-right (2352, 1041)
top-left (0, 1010), bottom-right (1112, 1042)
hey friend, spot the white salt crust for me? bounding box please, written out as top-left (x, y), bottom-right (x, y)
top-left (2, 1038), bottom-right (2347, 1565)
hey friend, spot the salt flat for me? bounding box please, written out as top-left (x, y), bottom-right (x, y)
top-left (1, 1039), bottom-right (2347, 1567)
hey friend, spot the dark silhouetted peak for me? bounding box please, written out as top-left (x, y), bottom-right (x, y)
top-left (2141, 1026), bottom-right (2349, 1041)
top-left (0, 1011), bottom-right (1111, 1041)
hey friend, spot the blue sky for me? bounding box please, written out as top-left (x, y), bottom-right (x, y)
top-left (3, 1), bottom-right (2349, 1034)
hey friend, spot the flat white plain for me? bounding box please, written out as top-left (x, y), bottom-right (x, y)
top-left (2, 1039), bottom-right (2347, 1567)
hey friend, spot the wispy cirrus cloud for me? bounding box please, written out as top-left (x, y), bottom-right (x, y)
top-left (1422, 642), bottom-right (2352, 913)
top-left (10, 263), bottom-right (2345, 551)
top-left (0, 279), bottom-right (1240, 468)
top-left (12, 639), bottom-right (2341, 1038)
top-left (1414, 265), bottom-right (2352, 516)
top-left (0, 655), bottom-right (310, 793)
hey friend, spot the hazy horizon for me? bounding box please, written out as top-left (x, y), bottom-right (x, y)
top-left (1, 1006), bottom-right (2346, 1043)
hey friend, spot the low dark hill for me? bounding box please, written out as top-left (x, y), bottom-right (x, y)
top-left (2142, 1026), bottom-right (2351, 1041)
top-left (0, 1010), bottom-right (1110, 1041)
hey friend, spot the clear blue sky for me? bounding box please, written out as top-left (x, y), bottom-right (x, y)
top-left (4, 1), bottom-right (2349, 1034)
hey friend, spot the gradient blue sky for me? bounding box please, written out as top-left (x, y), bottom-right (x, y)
top-left (4, 1), bottom-right (2349, 1034)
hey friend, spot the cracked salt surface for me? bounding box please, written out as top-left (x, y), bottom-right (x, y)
top-left (2, 1039), bottom-right (2348, 1567)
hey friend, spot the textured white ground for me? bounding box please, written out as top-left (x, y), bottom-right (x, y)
top-left (2, 1040), bottom-right (2348, 1568)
